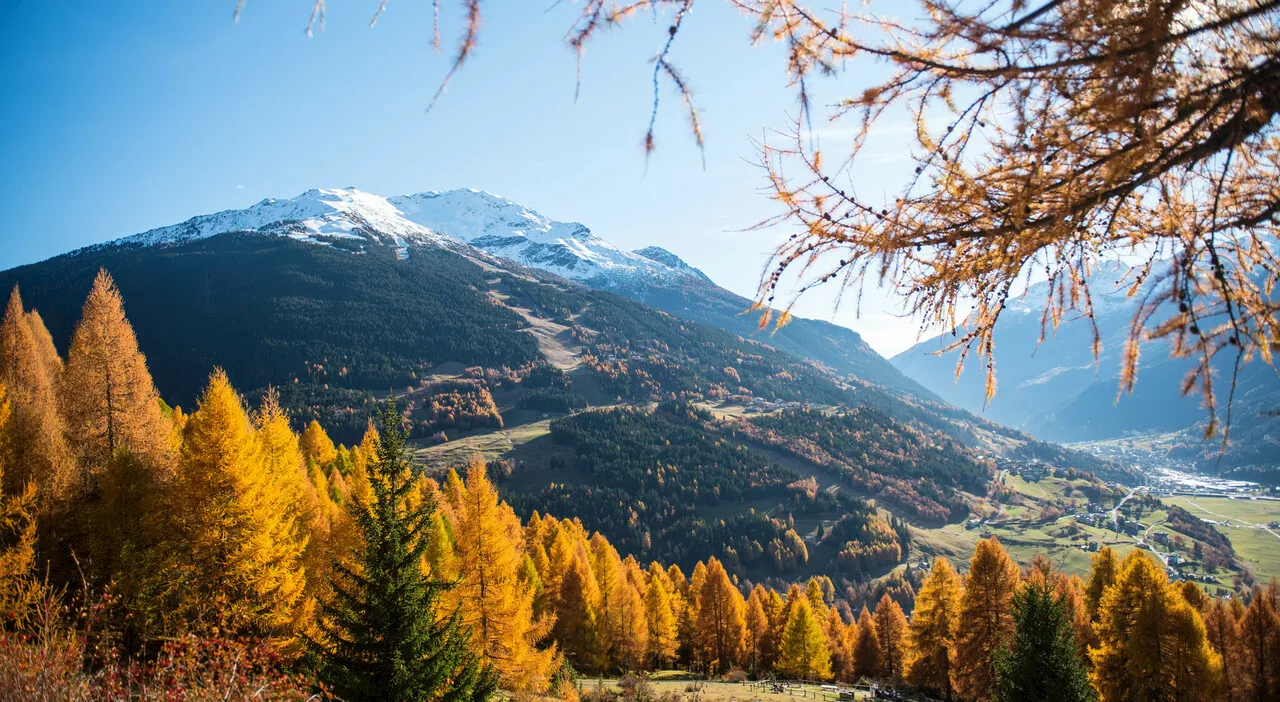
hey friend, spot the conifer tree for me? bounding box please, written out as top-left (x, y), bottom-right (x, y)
top-left (591, 533), bottom-right (624, 668)
top-left (906, 556), bottom-right (962, 698)
top-left (993, 580), bottom-right (1095, 702)
top-left (450, 460), bottom-right (557, 692)
top-left (167, 369), bottom-right (306, 640)
top-left (610, 572), bottom-right (649, 672)
top-left (1056, 575), bottom-right (1092, 653)
top-left (952, 537), bottom-right (1020, 701)
top-left (744, 585), bottom-right (771, 677)
top-left (852, 605), bottom-right (880, 681)
top-left (62, 269), bottom-right (173, 475)
top-left (826, 608), bottom-right (852, 683)
top-left (807, 578), bottom-right (830, 623)
top-left (668, 564), bottom-right (689, 601)
top-left (550, 533), bottom-right (601, 670)
top-left (424, 510), bottom-right (458, 581)
top-left (314, 401), bottom-right (496, 702)
top-left (0, 287), bottom-right (74, 505)
top-left (873, 594), bottom-right (907, 685)
top-left (1084, 547), bottom-right (1119, 623)
top-left (1236, 583), bottom-right (1279, 702)
top-left (253, 389), bottom-right (324, 630)
top-left (1202, 598), bottom-right (1242, 702)
top-left (24, 310), bottom-right (61, 386)
top-left (694, 557), bottom-right (746, 674)
top-left (1090, 552), bottom-right (1221, 702)
top-left (299, 419), bottom-right (338, 469)
top-left (763, 587), bottom-right (786, 671)
top-left (777, 595), bottom-right (832, 680)
top-left (0, 381), bottom-right (42, 630)
top-left (255, 390), bottom-right (318, 528)
top-left (645, 562), bottom-right (678, 669)
top-left (683, 561), bottom-right (708, 669)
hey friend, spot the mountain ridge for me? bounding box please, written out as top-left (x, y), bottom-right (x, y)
top-left (88, 185), bottom-right (929, 396)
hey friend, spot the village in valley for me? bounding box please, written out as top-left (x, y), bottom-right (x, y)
top-left (908, 445), bottom-right (1280, 597)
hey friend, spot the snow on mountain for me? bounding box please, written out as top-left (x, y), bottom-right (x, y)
top-left (388, 189), bottom-right (689, 287)
top-left (631, 246), bottom-right (713, 283)
top-left (1001, 259), bottom-right (1140, 319)
top-left (117, 188), bottom-right (445, 258)
top-left (111, 187), bottom-right (702, 287)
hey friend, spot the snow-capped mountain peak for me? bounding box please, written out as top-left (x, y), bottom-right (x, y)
top-left (119, 187), bottom-right (443, 256)
top-left (110, 186), bottom-right (704, 288)
top-left (388, 189), bottom-right (688, 285)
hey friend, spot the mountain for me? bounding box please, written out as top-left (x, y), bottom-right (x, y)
top-left (106, 187), bottom-right (927, 395)
top-left (891, 262), bottom-right (1280, 474)
top-left (1, 188), bottom-right (1124, 586)
top-left (631, 246), bottom-right (713, 282)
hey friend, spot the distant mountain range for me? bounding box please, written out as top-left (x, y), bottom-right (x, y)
top-left (891, 263), bottom-right (1280, 474)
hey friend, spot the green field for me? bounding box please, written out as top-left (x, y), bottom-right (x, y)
top-left (415, 419), bottom-right (553, 469)
top-left (1163, 496), bottom-right (1280, 584)
top-left (912, 473), bottom-right (1280, 588)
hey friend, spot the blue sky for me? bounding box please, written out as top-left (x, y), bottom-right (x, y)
top-left (0, 0), bottom-right (923, 355)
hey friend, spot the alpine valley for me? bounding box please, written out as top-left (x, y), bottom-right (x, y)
top-left (2, 186), bottom-right (1126, 588)
top-left (892, 262), bottom-right (1280, 479)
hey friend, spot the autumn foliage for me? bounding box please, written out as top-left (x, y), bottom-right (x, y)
top-left (0, 272), bottom-right (1277, 701)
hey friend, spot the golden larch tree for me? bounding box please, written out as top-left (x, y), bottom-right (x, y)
top-left (873, 594), bottom-right (908, 685)
top-left (62, 269), bottom-right (174, 476)
top-left (24, 310), bottom-right (61, 385)
top-left (610, 566), bottom-right (649, 672)
top-left (1055, 574), bottom-right (1092, 653)
top-left (763, 586), bottom-right (786, 672)
top-left (298, 419), bottom-right (337, 469)
top-left (166, 368), bottom-right (307, 642)
top-left (1085, 547), bottom-right (1120, 623)
top-left (1090, 551), bottom-right (1222, 702)
top-left (0, 381), bottom-right (43, 630)
top-left (952, 537), bottom-right (1020, 701)
top-left (550, 532), bottom-right (602, 669)
top-left (851, 605), bottom-right (880, 681)
top-left (694, 557), bottom-right (746, 674)
top-left (1202, 597), bottom-right (1242, 702)
top-left (645, 561), bottom-right (679, 668)
top-left (253, 389), bottom-right (325, 627)
top-left (0, 287), bottom-right (74, 505)
top-left (1234, 583), bottom-right (1279, 702)
top-left (744, 585), bottom-right (771, 677)
top-left (590, 532), bottom-right (624, 667)
top-left (449, 460), bottom-right (558, 692)
top-left (684, 560), bottom-right (708, 669)
top-left (777, 594), bottom-right (832, 681)
top-left (825, 607), bottom-right (852, 683)
top-left (906, 556), bottom-right (963, 698)
top-left (807, 577), bottom-right (830, 623)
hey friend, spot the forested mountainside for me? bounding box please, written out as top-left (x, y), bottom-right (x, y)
top-left (0, 227), bottom-right (1123, 586)
top-left (0, 230), bottom-right (1094, 471)
top-left (92, 186), bottom-right (927, 397)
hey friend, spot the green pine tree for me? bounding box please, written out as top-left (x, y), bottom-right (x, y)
top-left (994, 581), bottom-right (1096, 702)
top-left (313, 400), bottom-right (497, 702)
